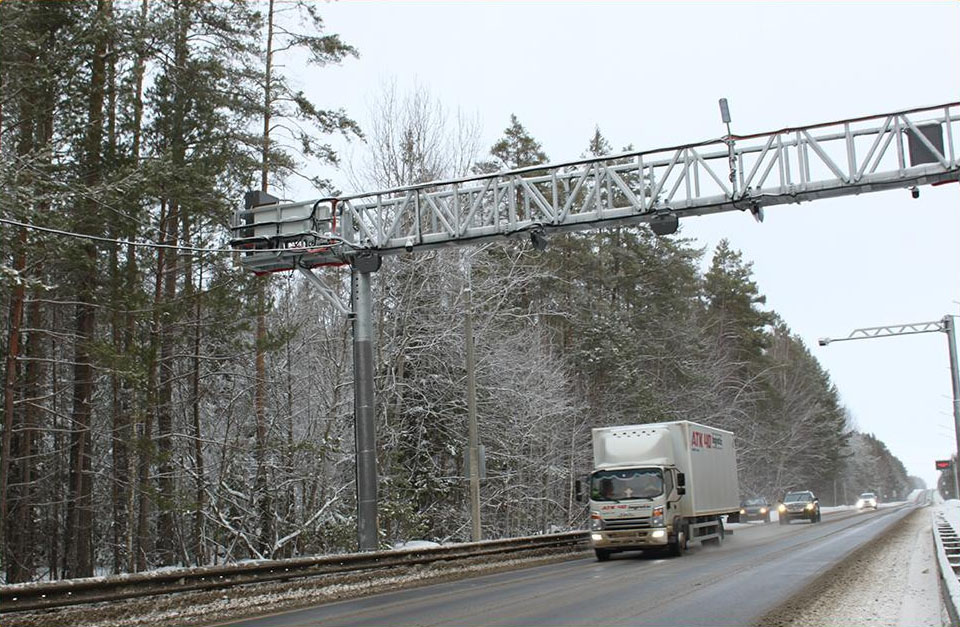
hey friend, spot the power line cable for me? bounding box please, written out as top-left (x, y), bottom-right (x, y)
top-left (0, 215), bottom-right (346, 256)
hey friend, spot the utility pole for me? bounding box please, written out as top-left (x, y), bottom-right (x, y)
top-left (819, 316), bottom-right (960, 500)
top-left (464, 275), bottom-right (482, 542)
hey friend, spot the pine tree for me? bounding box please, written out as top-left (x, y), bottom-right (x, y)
top-left (474, 114), bottom-right (547, 173)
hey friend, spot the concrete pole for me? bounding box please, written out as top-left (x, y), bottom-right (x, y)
top-left (465, 284), bottom-right (482, 542)
top-left (352, 269), bottom-right (379, 551)
top-left (944, 316), bottom-right (960, 502)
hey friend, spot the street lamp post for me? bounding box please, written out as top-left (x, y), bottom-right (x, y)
top-left (818, 316), bottom-right (960, 500)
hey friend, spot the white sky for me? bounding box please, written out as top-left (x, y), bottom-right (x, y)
top-left (291, 1), bottom-right (960, 491)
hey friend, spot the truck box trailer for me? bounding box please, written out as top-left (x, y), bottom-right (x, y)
top-left (583, 421), bottom-right (740, 560)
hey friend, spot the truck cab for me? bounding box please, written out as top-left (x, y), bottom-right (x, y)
top-left (588, 466), bottom-right (686, 560)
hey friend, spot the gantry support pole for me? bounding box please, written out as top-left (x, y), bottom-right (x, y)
top-left (944, 316), bottom-right (960, 502)
top-left (352, 264), bottom-right (379, 551)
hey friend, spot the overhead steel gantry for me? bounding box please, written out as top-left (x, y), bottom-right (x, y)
top-left (229, 102), bottom-right (960, 551)
top-left (232, 102), bottom-right (959, 271)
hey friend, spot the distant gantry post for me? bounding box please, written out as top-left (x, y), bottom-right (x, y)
top-left (818, 317), bottom-right (960, 501)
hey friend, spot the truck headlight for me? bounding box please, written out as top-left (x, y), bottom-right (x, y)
top-left (740, 509), bottom-right (746, 515)
top-left (760, 507), bottom-right (768, 514)
top-left (805, 503), bottom-right (814, 511)
top-left (778, 504), bottom-right (786, 513)
top-left (856, 499), bottom-right (864, 508)
top-left (591, 512), bottom-right (604, 530)
top-left (651, 506), bottom-right (664, 527)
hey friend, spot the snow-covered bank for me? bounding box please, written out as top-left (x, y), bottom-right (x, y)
top-left (932, 497), bottom-right (960, 624)
top-left (760, 503), bottom-right (947, 626)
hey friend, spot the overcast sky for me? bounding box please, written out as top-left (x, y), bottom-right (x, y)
top-left (290, 1), bottom-right (960, 491)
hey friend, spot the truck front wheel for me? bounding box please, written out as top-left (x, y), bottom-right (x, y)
top-left (595, 548), bottom-right (612, 562)
top-left (668, 529), bottom-right (686, 557)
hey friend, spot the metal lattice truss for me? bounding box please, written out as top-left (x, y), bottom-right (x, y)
top-left (231, 102), bottom-right (960, 273)
top-left (819, 319), bottom-right (947, 345)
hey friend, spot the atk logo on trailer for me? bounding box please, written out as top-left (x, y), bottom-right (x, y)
top-left (691, 430), bottom-right (723, 451)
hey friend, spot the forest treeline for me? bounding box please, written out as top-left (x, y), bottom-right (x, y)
top-left (0, 1), bottom-right (917, 583)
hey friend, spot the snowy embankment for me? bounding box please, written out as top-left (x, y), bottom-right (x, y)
top-left (762, 492), bottom-right (949, 626)
top-left (932, 495), bottom-right (960, 624)
top-left (2, 546), bottom-right (585, 627)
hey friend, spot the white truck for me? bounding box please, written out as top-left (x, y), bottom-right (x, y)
top-left (581, 421), bottom-right (740, 560)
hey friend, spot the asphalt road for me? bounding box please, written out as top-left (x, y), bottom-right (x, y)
top-left (223, 504), bottom-right (917, 627)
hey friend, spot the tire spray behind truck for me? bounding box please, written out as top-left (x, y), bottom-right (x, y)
top-left (585, 421), bottom-right (740, 560)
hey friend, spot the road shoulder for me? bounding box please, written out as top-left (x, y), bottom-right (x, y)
top-left (756, 507), bottom-right (947, 627)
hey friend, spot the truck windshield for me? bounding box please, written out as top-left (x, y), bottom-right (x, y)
top-left (591, 469), bottom-right (663, 501)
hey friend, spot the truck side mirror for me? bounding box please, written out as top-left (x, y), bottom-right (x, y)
top-left (677, 472), bottom-right (686, 487)
top-left (575, 479), bottom-right (584, 503)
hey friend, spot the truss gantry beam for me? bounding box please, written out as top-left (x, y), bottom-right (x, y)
top-left (818, 320), bottom-right (946, 345)
top-left (231, 102), bottom-right (960, 273)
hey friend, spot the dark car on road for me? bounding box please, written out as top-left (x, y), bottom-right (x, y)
top-left (732, 497), bottom-right (771, 523)
top-left (778, 490), bottom-right (821, 524)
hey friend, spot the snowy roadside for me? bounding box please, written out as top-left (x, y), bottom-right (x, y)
top-left (1, 548), bottom-right (587, 627)
top-left (932, 497), bottom-right (960, 623)
top-left (758, 503), bottom-right (948, 627)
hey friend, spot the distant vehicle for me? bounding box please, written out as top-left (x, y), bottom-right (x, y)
top-left (778, 491), bottom-right (821, 524)
top-left (734, 497), bottom-right (771, 523)
top-left (581, 421), bottom-right (740, 560)
top-left (856, 492), bottom-right (878, 510)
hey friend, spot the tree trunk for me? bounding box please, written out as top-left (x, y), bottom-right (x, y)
top-left (65, 0), bottom-right (110, 579)
top-left (254, 0), bottom-right (277, 557)
top-left (127, 0), bottom-right (148, 574)
top-left (155, 0), bottom-right (191, 567)
top-left (183, 217), bottom-right (206, 567)
top-left (2, 227), bottom-right (27, 582)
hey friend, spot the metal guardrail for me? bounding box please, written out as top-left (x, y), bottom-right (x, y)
top-left (932, 510), bottom-right (960, 624)
top-left (0, 531), bottom-right (589, 613)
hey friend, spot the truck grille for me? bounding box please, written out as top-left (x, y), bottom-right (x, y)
top-left (604, 516), bottom-right (652, 530)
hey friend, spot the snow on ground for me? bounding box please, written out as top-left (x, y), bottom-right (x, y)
top-left (762, 495), bottom-right (949, 627)
top-left (2, 548), bottom-right (583, 627)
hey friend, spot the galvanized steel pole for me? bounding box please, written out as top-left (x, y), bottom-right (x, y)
top-left (943, 315), bottom-right (960, 501)
top-left (352, 268), bottom-right (379, 551)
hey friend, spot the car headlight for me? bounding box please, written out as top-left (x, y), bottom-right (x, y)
top-left (805, 503), bottom-right (814, 511)
top-left (740, 509), bottom-right (746, 515)
top-left (591, 512), bottom-right (604, 530)
top-left (778, 504), bottom-right (786, 513)
top-left (856, 499), bottom-right (864, 508)
top-left (760, 507), bottom-right (768, 514)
